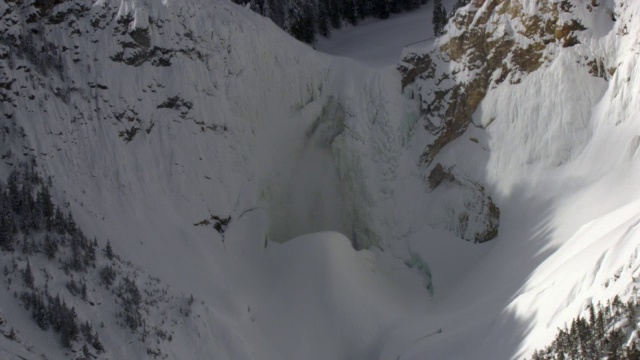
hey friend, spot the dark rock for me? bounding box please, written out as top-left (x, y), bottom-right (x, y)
top-left (427, 163), bottom-right (455, 190)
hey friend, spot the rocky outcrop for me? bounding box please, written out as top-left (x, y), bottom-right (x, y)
top-left (427, 163), bottom-right (455, 189)
top-left (396, 0), bottom-right (619, 243)
top-left (426, 163), bottom-right (500, 243)
top-left (398, 0), bottom-right (603, 167)
top-left (0, 0), bottom-right (233, 148)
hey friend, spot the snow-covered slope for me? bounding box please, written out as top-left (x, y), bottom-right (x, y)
top-left (383, 0), bottom-right (640, 358)
top-left (1, 0), bottom-right (640, 359)
top-left (0, 0), bottom-right (431, 358)
top-left (315, 4), bottom-right (435, 69)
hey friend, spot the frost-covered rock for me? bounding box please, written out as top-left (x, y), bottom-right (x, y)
top-left (398, 0), bottom-right (611, 167)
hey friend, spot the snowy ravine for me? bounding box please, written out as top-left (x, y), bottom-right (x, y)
top-left (0, 0), bottom-right (639, 359)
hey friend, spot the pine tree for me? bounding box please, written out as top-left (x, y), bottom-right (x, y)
top-left (118, 276), bottom-right (142, 331)
top-left (343, 0), bottom-right (358, 25)
top-left (0, 194), bottom-right (16, 251)
top-left (596, 307), bottom-right (605, 340)
top-left (628, 299), bottom-right (637, 328)
top-left (285, 0), bottom-right (317, 43)
top-left (65, 211), bottom-right (77, 235)
top-left (100, 265), bottom-right (116, 288)
top-left (568, 319), bottom-right (579, 359)
top-left (403, 0), bottom-right (421, 11)
top-left (81, 281), bottom-right (88, 301)
top-left (328, 0), bottom-right (342, 29)
top-left (317, 1), bottom-right (331, 37)
top-left (80, 344), bottom-right (91, 360)
top-left (354, 0), bottom-right (369, 19)
top-left (249, 0), bottom-right (266, 15)
top-left (32, 292), bottom-right (49, 330)
top-left (265, 0), bottom-right (285, 26)
top-left (433, 0), bottom-right (447, 36)
top-left (372, 0), bottom-right (390, 19)
top-left (22, 260), bottom-right (34, 288)
top-left (627, 343), bottom-right (640, 360)
top-left (104, 240), bottom-right (114, 260)
top-left (37, 184), bottom-right (54, 230)
top-left (44, 234), bottom-right (57, 259)
top-left (7, 169), bottom-right (20, 213)
top-left (91, 331), bottom-right (104, 352)
top-left (237, 0), bottom-right (430, 43)
top-left (607, 328), bottom-right (626, 359)
top-left (450, 0), bottom-right (470, 18)
top-left (60, 304), bottom-right (79, 348)
top-left (53, 207), bottom-right (66, 234)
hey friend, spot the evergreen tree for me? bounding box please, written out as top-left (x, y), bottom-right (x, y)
top-left (81, 281), bottom-right (88, 300)
top-left (285, 0), bottom-right (317, 43)
top-left (118, 277), bottom-right (142, 331)
top-left (372, 0), bottom-right (390, 19)
top-left (236, 0), bottom-right (430, 43)
top-left (433, 0), bottom-right (447, 36)
top-left (65, 211), bottom-right (77, 235)
top-left (530, 295), bottom-right (640, 360)
top-left (250, 0), bottom-right (266, 15)
top-left (354, 0), bottom-right (369, 19)
top-left (21, 234), bottom-right (35, 255)
top-left (44, 234), bottom-right (58, 259)
top-left (450, 0), bottom-right (469, 18)
top-left (627, 343), bottom-right (640, 360)
top-left (22, 260), bottom-right (34, 288)
top-left (402, 0), bottom-right (421, 11)
top-left (7, 169), bottom-right (20, 213)
top-left (80, 344), bottom-right (91, 360)
top-left (628, 299), bottom-right (638, 328)
top-left (595, 307), bottom-right (605, 340)
top-left (0, 193), bottom-right (16, 251)
top-left (328, 0), bottom-right (342, 29)
top-left (36, 185), bottom-right (54, 230)
top-left (100, 265), bottom-right (117, 288)
top-left (21, 291), bottom-right (49, 330)
top-left (53, 207), bottom-right (66, 234)
top-left (104, 240), bottom-right (114, 260)
top-left (91, 332), bottom-right (104, 352)
top-left (343, 0), bottom-right (358, 25)
top-left (60, 305), bottom-right (79, 348)
top-left (265, 0), bottom-right (286, 26)
top-left (607, 328), bottom-right (626, 359)
top-left (317, 1), bottom-right (331, 37)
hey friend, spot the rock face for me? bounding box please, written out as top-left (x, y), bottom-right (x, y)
top-left (0, 0), bottom-right (415, 254)
top-left (426, 163), bottom-right (500, 243)
top-left (398, 0), bottom-right (606, 167)
top-left (0, 0), bottom-right (424, 357)
top-left (396, 0), bottom-right (618, 243)
top-left (0, 0), bottom-right (217, 150)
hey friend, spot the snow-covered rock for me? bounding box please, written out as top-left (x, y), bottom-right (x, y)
top-left (0, 0), bottom-right (639, 359)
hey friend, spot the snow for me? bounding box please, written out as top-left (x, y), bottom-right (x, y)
top-left (1, 0), bottom-right (640, 359)
top-left (378, 1), bottom-right (640, 359)
top-left (315, 4), bottom-right (435, 69)
top-left (1, 1), bottom-right (435, 358)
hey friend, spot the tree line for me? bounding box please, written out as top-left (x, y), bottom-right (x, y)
top-left (531, 294), bottom-right (640, 360)
top-left (233, 0), bottom-right (429, 43)
top-left (233, 0), bottom-right (473, 44)
top-left (0, 161), bottom-right (97, 273)
top-left (0, 161), bottom-right (104, 354)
